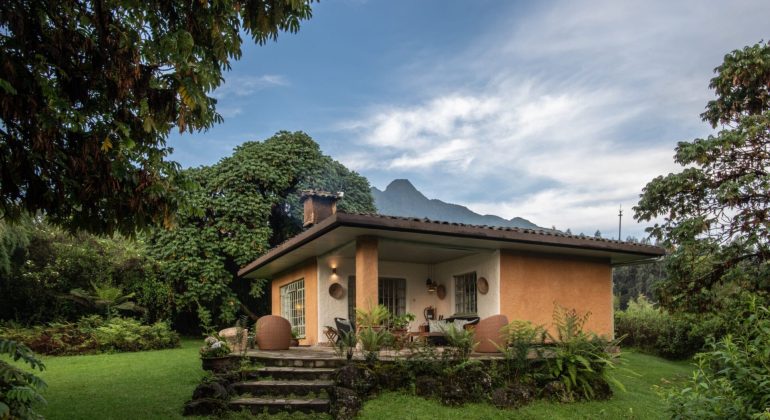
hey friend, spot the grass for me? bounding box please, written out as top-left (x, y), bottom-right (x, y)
top-left (37, 338), bottom-right (205, 420)
top-left (26, 342), bottom-right (692, 419)
top-left (359, 352), bottom-right (693, 420)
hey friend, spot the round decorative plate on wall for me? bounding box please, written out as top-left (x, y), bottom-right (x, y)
top-left (329, 283), bottom-right (345, 299)
top-left (436, 284), bottom-right (446, 300)
top-left (477, 277), bottom-right (489, 295)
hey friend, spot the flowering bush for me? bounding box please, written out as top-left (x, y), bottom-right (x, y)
top-left (199, 336), bottom-right (231, 358)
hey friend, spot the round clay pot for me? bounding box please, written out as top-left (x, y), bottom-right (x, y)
top-left (474, 314), bottom-right (509, 353)
top-left (255, 315), bottom-right (292, 350)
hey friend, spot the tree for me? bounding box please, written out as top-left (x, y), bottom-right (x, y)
top-left (148, 131), bottom-right (375, 329)
top-left (0, 0), bottom-right (315, 235)
top-left (594, 230), bottom-right (602, 238)
top-left (0, 338), bottom-right (46, 419)
top-left (634, 42), bottom-right (770, 313)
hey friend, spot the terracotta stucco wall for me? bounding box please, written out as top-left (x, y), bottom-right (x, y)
top-left (355, 236), bottom-right (379, 310)
top-left (271, 259), bottom-right (318, 346)
top-left (499, 251), bottom-right (613, 338)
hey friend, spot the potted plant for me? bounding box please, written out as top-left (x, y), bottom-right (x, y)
top-left (199, 336), bottom-right (233, 372)
top-left (290, 328), bottom-right (300, 347)
top-left (389, 312), bottom-right (416, 349)
top-left (356, 304), bottom-right (390, 331)
top-left (358, 327), bottom-right (391, 364)
top-left (389, 312), bottom-right (416, 332)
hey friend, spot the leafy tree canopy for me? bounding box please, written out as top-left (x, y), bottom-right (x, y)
top-left (0, 0), bottom-right (314, 235)
top-left (148, 131), bottom-right (376, 329)
top-left (635, 42), bottom-right (770, 313)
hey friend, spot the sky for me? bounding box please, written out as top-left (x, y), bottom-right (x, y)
top-left (168, 0), bottom-right (770, 239)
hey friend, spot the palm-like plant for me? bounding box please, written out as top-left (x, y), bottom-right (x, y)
top-left (67, 281), bottom-right (144, 317)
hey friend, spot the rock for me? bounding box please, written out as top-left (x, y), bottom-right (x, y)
top-left (542, 380), bottom-right (572, 402)
top-left (182, 398), bottom-right (227, 416)
top-left (192, 381), bottom-right (228, 400)
top-left (588, 377), bottom-right (613, 401)
top-left (374, 362), bottom-right (412, 391)
top-left (415, 376), bottom-right (440, 399)
top-left (329, 386), bottom-right (361, 420)
top-left (335, 363), bottom-right (376, 396)
top-left (439, 362), bottom-right (493, 406)
top-left (491, 383), bottom-right (536, 408)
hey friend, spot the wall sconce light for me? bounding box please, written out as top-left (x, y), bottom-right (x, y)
top-left (426, 278), bottom-right (437, 293)
top-left (332, 267), bottom-right (337, 276)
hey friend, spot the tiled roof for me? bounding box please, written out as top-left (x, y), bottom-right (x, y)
top-left (344, 212), bottom-right (655, 249)
top-left (238, 211), bottom-right (664, 278)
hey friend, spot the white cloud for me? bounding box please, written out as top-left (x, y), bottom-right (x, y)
top-left (336, 0), bottom-right (770, 237)
top-left (213, 74), bottom-right (289, 99)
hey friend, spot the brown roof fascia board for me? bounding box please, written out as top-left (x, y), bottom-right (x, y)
top-left (238, 212), bottom-right (665, 278)
top-left (237, 214), bottom-right (342, 278)
top-left (335, 213), bottom-right (664, 256)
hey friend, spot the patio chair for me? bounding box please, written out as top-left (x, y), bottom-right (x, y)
top-left (323, 325), bottom-right (339, 345)
top-left (334, 317), bottom-right (355, 344)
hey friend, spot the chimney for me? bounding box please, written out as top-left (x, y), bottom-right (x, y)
top-left (300, 190), bottom-right (341, 228)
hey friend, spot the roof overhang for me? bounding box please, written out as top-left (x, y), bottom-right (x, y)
top-left (239, 213), bottom-right (666, 279)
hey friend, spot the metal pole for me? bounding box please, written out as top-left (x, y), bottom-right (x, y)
top-left (618, 205), bottom-right (623, 241)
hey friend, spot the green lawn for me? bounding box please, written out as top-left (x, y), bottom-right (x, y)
top-left (31, 342), bottom-right (692, 419)
top-left (38, 338), bottom-right (205, 420)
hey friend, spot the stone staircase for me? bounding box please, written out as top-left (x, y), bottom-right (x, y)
top-left (229, 353), bottom-right (344, 414)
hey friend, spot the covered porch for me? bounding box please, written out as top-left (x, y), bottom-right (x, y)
top-left (277, 234), bottom-right (499, 346)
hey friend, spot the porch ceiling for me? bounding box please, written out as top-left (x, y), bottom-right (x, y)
top-left (322, 239), bottom-right (477, 264)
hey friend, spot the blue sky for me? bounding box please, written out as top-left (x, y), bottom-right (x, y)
top-left (168, 0), bottom-right (769, 239)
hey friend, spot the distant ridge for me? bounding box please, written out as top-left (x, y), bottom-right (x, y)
top-left (371, 179), bottom-right (541, 229)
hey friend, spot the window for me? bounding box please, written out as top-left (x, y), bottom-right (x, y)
top-left (280, 279), bottom-right (305, 338)
top-left (454, 272), bottom-right (477, 314)
top-left (378, 277), bottom-right (406, 316)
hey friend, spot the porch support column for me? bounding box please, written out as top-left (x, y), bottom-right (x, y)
top-left (355, 236), bottom-right (379, 311)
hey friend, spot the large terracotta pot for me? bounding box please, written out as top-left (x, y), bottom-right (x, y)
top-left (474, 314), bottom-right (509, 353)
top-left (218, 327), bottom-right (248, 353)
top-left (255, 315), bottom-right (292, 350)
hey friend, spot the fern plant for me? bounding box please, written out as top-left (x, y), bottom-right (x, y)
top-left (0, 338), bottom-right (47, 419)
top-left (497, 320), bottom-right (546, 383)
top-left (545, 304), bottom-right (625, 400)
top-left (444, 324), bottom-right (477, 362)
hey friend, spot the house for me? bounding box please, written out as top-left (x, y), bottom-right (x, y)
top-left (238, 191), bottom-right (665, 346)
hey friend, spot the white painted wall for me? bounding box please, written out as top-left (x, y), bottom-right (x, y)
top-left (434, 251), bottom-right (500, 319)
top-left (315, 249), bottom-right (501, 345)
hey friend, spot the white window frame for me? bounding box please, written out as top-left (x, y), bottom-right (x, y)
top-left (280, 279), bottom-right (305, 338)
top-left (454, 272), bottom-right (477, 314)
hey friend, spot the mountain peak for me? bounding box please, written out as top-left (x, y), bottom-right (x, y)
top-left (384, 179), bottom-right (418, 193)
top-left (371, 179), bottom-right (541, 229)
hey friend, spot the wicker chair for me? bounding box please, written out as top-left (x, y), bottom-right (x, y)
top-left (474, 314), bottom-right (509, 353)
top-left (255, 315), bottom-right (292, 350)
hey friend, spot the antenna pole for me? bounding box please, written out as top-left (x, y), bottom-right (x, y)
top-left (618, 205), bottom-right (623, 241)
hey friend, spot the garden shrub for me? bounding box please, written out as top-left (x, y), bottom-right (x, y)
top-left (1, 316), bottom-right (180, 355)
top-left (663, 296), bottom-right (770, 419)
top-left (615, 295), bottom-right (708, 359)
top-left (440, 360), bottom-right (493, 406)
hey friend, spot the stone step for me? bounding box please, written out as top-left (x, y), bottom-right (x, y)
top-left (233, 380), bottom-right (335, 396)
top-left (230, 397), bottom-right (329, 414)
top-left (247, 354), bottom-right (345, 369)
top-left (245, 366), bottom-right (336, 381)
